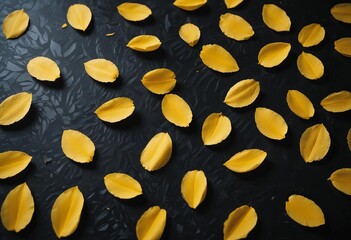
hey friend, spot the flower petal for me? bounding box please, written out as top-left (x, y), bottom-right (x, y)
top-left (181, 170), bottom-right (207, 209)
top-left (27, 56), bottom-right (60, 81)
top-left (179, 23), bottom-right (201, 47)
top-left (285, 195), bottom-right (325, 227)
top-left (0, 151), bottom-right (32, 179)
top-left (95, 97), bottom-right (135, 123)
top-left (136, 206), bottom-right (167, 240)
top-left (51, 186), bottom-right (84, 238)
top-left (286, 90), bottom-right (315, 119)
top-left (0, 92), bottom-right (32, 126)
top-left (329, 168), bottom-right (351, 195)
top-left (2, 9), bottom-right (29, 39)
top-left (331, 3), bottom-right (351, 24)
top-left (200, 44), bottom-right (239, 73)
top-left (334, 37), bottom-right (351, 57)
top-left (173, 0), bottom-right (207, 11)
top-left (219, 13), bottom-right (254, 41)
top-left (140, 132), bottom-right (172, 171)
top-left (300, 124), bottom-right (330, 163)
top-left (127, 35), bottom-right (161, 52)
top-left (161, 94), bottom-right (193, 127)
top-left (66, 4), bottom-right (92, 31)
top-left (258, 42), bottom-right (291, 68)
top-left (262, 4), bottom-right (291, 32)
top-left (84, 58), bottom-right (119, 83)
top-left (255, 107), bottom-right (288, 140)
top-left (224, 0), bottom-right (244, 9)
top-left (202, 113), bottom-right (232, 145)
top-left (224, 79), bottom-right (260, 108)
top-left (61, 129), bottom-right (95, 163)
top-left (224, 149), bottom-right (267, 173)
top-left (117, 3), bottom-right (152, 21)
top-left (297, 52), bottom-right (324, 80)
top-left (141, 68), bottom-right (176, 94)
top-left (320, 91), bottom-right (351, 113)
top-left (104, 173), bottom-right (142, 199)
top-left (298, 23), bottom-right (325, 47)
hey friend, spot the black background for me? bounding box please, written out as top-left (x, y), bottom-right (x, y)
top-left (0, 0), bottom-right (350, 239)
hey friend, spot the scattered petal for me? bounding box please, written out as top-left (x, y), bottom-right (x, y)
top-left (0, 151), bottom-right (32, 179)
top-left (200, 44), bottom-right (239, 73)
top-left (106, 32), bottom-right (115, 37)
top-left (181, 170), bottom-right (207, 209)
top-left (104, 173), bottom-right (142, 199)
top-left (84, 58), bottom-right (119, 83)
top-left (219, 13), bottom-right (254, 41)
top-left (223, 205), bottom-right (258, 240)
top-left (0, 92), bottom-right (32, 126)
top-left (286, 90), bottom-right (315, 119)
top-left (61, 23), bottom-right (67, 29)
top-left (258, 42), bottom-right (291, 68)
top-left (141, 68), bottom-right (176, 94)
top-left (224, 79), bottom-right (260, 108)
top-left (2, 9), bottom-right (29, 39)
top-left (67, 4), bottom-right (92, 31)
top-left (117, 3), bottom-right (152, 21)
top-left (179, 23), bottom-right (201, 47)
top-left (298, 23), bottom-right (325, 47)
top-left (161, 94), bottom-right (193, 127)
top-left (255, 107), bottom-right (288, 140)
top-left (224, 0), bottom-right (244, 9)
top-left (27, 56), bottom-right (60, 81)
top-left (1, 183), bottom-right (34, 232)
top-left (95, 97), bottom-right (135, 123)
top-left (320, 91), bottom-right (351, 113)
top-left (127, 35), bottom-right (161, 52)
top-left (136, 206), bottom-right (167, 240)
top-left (224, 149), bottom-right (267, 173)
top-left (300, 124), bottom-right (330, 163)
top-left (331, 3), bottom-right (351, 24)
top-left (51, 186), bottom-right (84, 238)
top-left (297, 52), bottom-right (324, 80)
top-left (285, 195), bottom-right (325, 227)
top-left (202, 113), bottom-right (232, 145)
top-left (334, 37), bottom-right (351, 57)
top-left (61, 129), bottom-right (95, 163)
top-left (262, 4), bottom-right (291, 32)
top-left (140, 132), bottom-right (172, 171)
top-left (173, 0), bottom-right (207, 11)
top-left (329, 168), bottom-right (351, 195)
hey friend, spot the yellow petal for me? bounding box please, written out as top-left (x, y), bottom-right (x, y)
top-left (136, 206), bottom-right (167, 240)
top-left (67, 4), bottom-right (92, 31)
top-left (179, 23), bottom-right (201, 47)
top-left (329, 168), bottom-right (351, 195)
top-left (117, 3), bottom-right (152, 22)
top-left (140, 132), bottom-right (172, 171)
top-left (0, 151), bottom-right (32, 179)
top-left (255, 107), bottom-right (288, 140)
top-left (258, 42), bottom-right (291, 68)
top-left (331, 3), bottom-right (351, 24)
top-left (161, 94), bottom-right (192, 127)
top-left (27, 56), bottom-right (60, 81)
top-left (348, 129), bottom-right (351, 151)
top-left (1, 183), bottom-right (34, 232)
top-left (286, 90), bottom-right (315, 119)
top-left (299, 124), bottom-right (330, 163)
top-left (181, 170), bottom-right (207, 209)
top-left (200, 44), bottom-right (239, 73)
top-left (51, 186), bottom-right (84, 238)
top-left (173, 0), bottom-right (207, 11)
top-left (262, 4), bottom-right (291, 32)
top-left (298, 23), bottom-right (325, 47)
top-left (285, 195), bottom-right (325, 227)
top-left (104, 173), bottom-right (142, 199)
top-left (201, 113), bottom-right (232, 145)
top-left (224, 0), bottom-right (244, 9)
top-left (224, 149), bottom-right (267, 173)
top-left (84, 58), bottom-right (119, 83)
top-left (141, 68), bottom-right (176, 94)
top-left (0, 92), bottom-right (32, 126)
top-left (223, 205), bottom-right (258, 240)
top-left (61, 129), bottom-right (95, 163)
top-left (297, 52), bottom-right (324, 80)
top-left (224, 79), bottom-right (260, 108)
top-left (2, 9), bottom-right (29, 39)
top-left (219, 13), bottom-right (254, 41)
top-left (106, 32), bottom-right (115, 37)
top-left (61, 23), bottom-right (67, 29)
top-left (127, 35), bottom-right (161, 52)
top-left (320, 91), bottom-right (351, 113)
top-left (334, 37), bottom-right (351, 57)
top-left (95, 97), bottom-right (134, 123)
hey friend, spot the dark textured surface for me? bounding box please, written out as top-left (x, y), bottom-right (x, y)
top-left (0, 0), bottom-right (350, 239)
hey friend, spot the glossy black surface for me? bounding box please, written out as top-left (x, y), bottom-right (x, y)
top-left (0, 0), bottom-right (350, 239)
